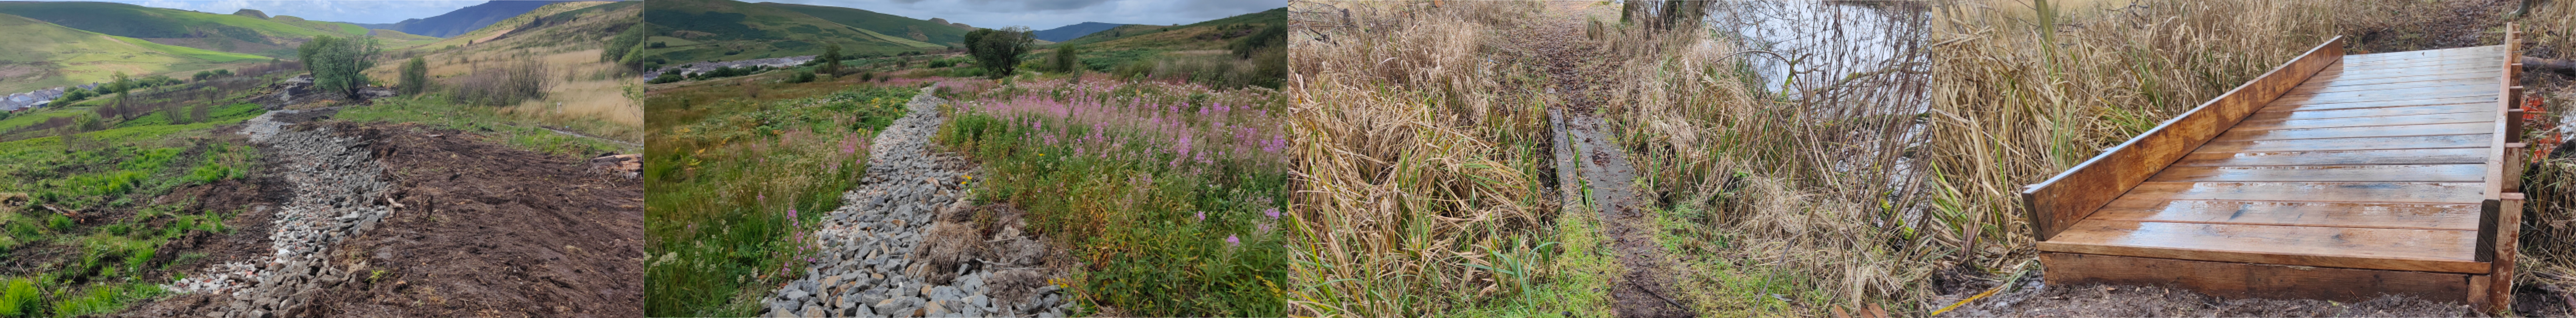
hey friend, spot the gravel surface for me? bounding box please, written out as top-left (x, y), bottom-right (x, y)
top-left (759, 86), bottom-right (1075, 318)
top-left (159, 111), bottom-right (394, 318)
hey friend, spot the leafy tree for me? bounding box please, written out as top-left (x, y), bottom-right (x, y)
top-left (820, 44), bottom-right (843, 77)
top-left (963, 27), bottom-right (1033, 79)
top-left (193, 70), bottom-right (215, 81)
top-left (110, 72), bottom-right (132, 108)
top-left (399, 57), bottom-right (430, 96)
top-left (298, 35), bottom-right (383, 98)
top-left (1052, 44), bottom-right (1082, 74)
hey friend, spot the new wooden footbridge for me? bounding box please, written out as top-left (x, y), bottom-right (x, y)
top-left (2025, 26), bottom-right (2535, 312)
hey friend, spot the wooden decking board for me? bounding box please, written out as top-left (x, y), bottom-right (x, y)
top-left (2330, 56), bottom-right (2508, 69)
top-left (2030, 42), bottom-right (2519, 304)
top-left (2268, 87), bottom-right (2496, 104)
top-left (2119, 181), bottom-right (2486, 203)
top-left (2172, 148), bottom-right (2489, 167)
top-left (2213, 122), bottom-right (2494, 142)
top-left (2041, 253), bottom-right (2471, 303)
top-left (2302, 71), bottom-right (2503, 88)
top-left (2230, 112), bottom-right (2494, 131)
top-left (2148, 164), bottom-right (2486, 182)
top-left (2086, 199), bottom-right (2481, 230)
top-left (2284, 79), bottom-right (2501, 95)
top-left (2242, 103), bottom-right (2489, 122)
top-left (2262, 96), bottom-right (2498, 113)
top-left (2192, 134), bottom-right (2490, 153)
top-left (2039, 221), bottom-right (2485, 273)
top-left (2338, 46), bottom-right (2502, 62)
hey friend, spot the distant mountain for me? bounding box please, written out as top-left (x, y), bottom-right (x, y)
top-left (641, 0), bottom-right (946, 64)
top-left (1033, 22), bottom-right (1127, 42)
top-left (0, 1), bottom-right (369, 57)
top-left (758, 2), bottom-right (967, 46)
top-left (352, 1), bottom-right (579, 38)
top-left (1059, 7), bottom-right (1283, 50)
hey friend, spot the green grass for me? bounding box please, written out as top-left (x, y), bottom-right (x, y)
top-left (643, 82), bottom-right (908, 317)
top-left (335, 96), bottom-right (638, 159)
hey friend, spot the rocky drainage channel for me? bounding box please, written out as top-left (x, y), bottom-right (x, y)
top-left (760, 86), bottom-right (1074, 318)
top-left (166, 109), bottom-right (393, 318)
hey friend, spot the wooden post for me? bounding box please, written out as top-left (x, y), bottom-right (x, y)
top-left (2489, 192), bottom-right (2525, 314)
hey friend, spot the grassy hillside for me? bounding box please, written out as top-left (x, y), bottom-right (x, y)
top-left (759, 2), bottom-right (967, 46)
top-left (0, 13), bottom-right (267, 93)
top-left (368, 0), bottom-right (644, 140)
top-left (641, 0), bottom-right (945, 64)
top-left (357, 0), bottom-right (576, 38)
top-left (1072, 8), bottom-right (1283, 51)
top-left (1053, 24), bottom-right (1168, 47)
top-left (0, 1), bottom-right (368, 57)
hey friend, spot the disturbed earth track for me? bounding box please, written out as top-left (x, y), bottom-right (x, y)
top-left (761, 86), bottom-right (1074, 317)
top-left (1521, 3), bottom-right (1693, 318)
top-left (130, 108), bottom-right (647, 318)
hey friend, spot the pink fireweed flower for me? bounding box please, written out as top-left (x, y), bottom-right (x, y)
top-left (1265, 208), bottom-right (1280, 219)
top-left (1225, 234), bottom-right (1239, 247)
top-left (1194, 211), bottom-right (1205, 221)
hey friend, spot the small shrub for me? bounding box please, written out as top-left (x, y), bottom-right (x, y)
top-left (787, 70), bottom-right (817, 84)
top-left (44, 215), bottom-right (70, 232)
top-left (446, 59), bottom-right (550, 107)
top-left (0, 278), bottom-right (35, 318)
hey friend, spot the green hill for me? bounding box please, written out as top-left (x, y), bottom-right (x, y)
top-left (642, 0), bottom-right (946, 64)
top-left (0, 13), bottom-right (266, 93)
top-left (758, 2), bottom-right (967, 46)
top-left (412, 0), bottom-right (631, 51)
top-left (1057, 8), bottom-right (1283, 50)
top-left (0, 1), bottom-right (371, 57)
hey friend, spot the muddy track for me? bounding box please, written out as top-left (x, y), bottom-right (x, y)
top-left (760, 86), bottom-right (1075, 317)
top-left (1522, 3), bottom-right (1693, 318)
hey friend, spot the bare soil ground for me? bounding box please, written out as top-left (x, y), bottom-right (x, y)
top-left (118, 121), bottom-right (643, 318)
top-left (302, 121), bottom-right (643, 318)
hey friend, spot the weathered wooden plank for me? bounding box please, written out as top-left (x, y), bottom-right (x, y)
top-left (2041, 252), bottom-right (2472, 303)
top-left (2242, 103), bottom-right (2488, 122)
top-left (2021, 37), bottom-right (2344, 241)
top-left (2120, 181), bottom-right (2486, 203)
top-left (2262, 95), bottom-right (2498, 113)
top-left (2268, 87), bottom-right (2497, 105)
top-left (2213, 122), bottom-right (2493, 142)
top-left (2193, 134), bottom-right (2490, 153)
top-left (2341, 45), bottom-right (2504, 62)
top-left (2039, 221), bottom-right (2485, 273)
top-left (2172, 148), bottom-right (2488, 167)
top-left (2147, 164), bottom-right (2485, 182)
top-left (2315, 62), bottom-right (2505, 79)
top-left (2301, 71), bottom-right (2499, 88)
top-left (2231, 112), bottom-right (2493, 131)
top-left (2331, 56), bottom-right (2508, 70)
top-left (2284, 79), bottom-right (2501, 96)
top-left (2086, 199), bottom-right (2480, 230)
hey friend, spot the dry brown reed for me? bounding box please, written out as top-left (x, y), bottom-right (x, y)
top-left (1286, 1), bottom-right (1558, 317)
top-left (1590, 1), bottom-right (1940, 311)
top-left (2514, 0), bottom-right (2576, 301)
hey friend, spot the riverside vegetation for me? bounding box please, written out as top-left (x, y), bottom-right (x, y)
top-left (643, 5), bottom-right (1287, 315)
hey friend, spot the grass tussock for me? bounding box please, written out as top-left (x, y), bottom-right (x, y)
top-left (1286, 1), bottom-right (1568, 317)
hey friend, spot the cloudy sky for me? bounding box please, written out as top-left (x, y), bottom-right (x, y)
top-left (86, 0), bottom-right (1276, 29)
top-left (759, 0), bottom-right (1278, 30)
top-left (94, 0), bottom-right (498, 24)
